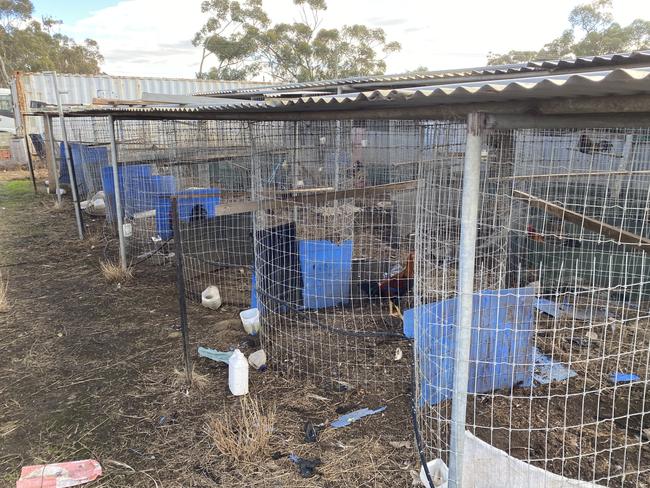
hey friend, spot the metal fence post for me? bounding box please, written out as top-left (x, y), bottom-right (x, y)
top-left (171, 197), bottom-right (193, 385)
top-left (43, 115), bottom-right (62, 204)
top-left (449, 112), bottom-right (485, 488)
top-left (108, 115), bottom-right (127, 271)
top-left (23, 132), bottom-right (37, 193)
top-left (49, 71), bottom-right (84, 239)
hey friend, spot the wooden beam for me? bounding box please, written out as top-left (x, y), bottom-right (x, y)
top-left (512, 189), bottom-right (650, 252)
top-left (213, 179), bottom-right (419, 217)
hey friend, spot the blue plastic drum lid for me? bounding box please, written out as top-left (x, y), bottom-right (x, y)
top-left (299, 239), bottom-right (354, 309)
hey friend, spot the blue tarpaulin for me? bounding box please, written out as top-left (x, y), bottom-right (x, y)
top-left (404, 287), bottom-right (537, 405)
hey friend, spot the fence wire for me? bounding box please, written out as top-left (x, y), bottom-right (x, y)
top-left (415, 125), bottom-right (650, 487)
top-left (250, 120), bottom-right (420, 390)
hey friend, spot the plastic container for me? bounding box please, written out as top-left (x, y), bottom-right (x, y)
top-left (228, 349), bottom-right (249, 396)
top-left (240, 308), bottom-right (260, 335)
top-left (201, 285), bottom-right (222, 310)
top-left (248, 349), bottom-right (266, 370)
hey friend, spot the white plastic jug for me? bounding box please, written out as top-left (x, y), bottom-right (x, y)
top-left (201, 286), bottom-right (222, 310)
top-left (228, 349), bottom-right (249, 396)
top-left (240, 308), bottom-right (260, 335)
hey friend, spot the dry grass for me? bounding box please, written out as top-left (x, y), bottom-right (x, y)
top-left (99, 260), bottom-right (133, 283)
top-left (207, 396), bottom-right (276, 463)
top-left (0, 272), bottom-right (9, 313)
top-left (172, 366), bottom-right (210, 392)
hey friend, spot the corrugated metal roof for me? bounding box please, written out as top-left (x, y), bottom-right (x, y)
top-left (52, 66), bottom-right (650, 118)
top-left (194, 50), bottom-right (650, 97)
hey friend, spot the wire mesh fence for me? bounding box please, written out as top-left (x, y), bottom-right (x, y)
top-left (46, 111), bottom-right (650, 486)
top-left (51, 116), bottom-right (112, 218)
top-left (113, 118), bottom-right (254, 304)
top-left (250, 120), bottom-right (420, 391)
top-left (414, 124), bottom-right (650, 487)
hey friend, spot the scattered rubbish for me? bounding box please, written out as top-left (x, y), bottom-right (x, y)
top-left (609, 372), bottom-right (640, 384)
top-left (535, 298), bottom-right (612, 322)
top-left (16, 459), bottom-right (102, 488)
top-left (331, 406), bottom-right (386, 429)
top-left (389, 440), bottom-right (411, 449)
top-left (201, 286), bottom-right (222, 310)
top-left (193, 464), bottom-right (220, 484)
top-left (122, 223), bottom-right (132, 238)
top-left (158, 411), bottom-right (178, 426)
top-left (168, 331), bottom-right (182, 339)
top-left (240, 307), bottom-right (260, 335)
top-left (127, 448), bottom-right (155, 460)
top-left (288, 453), bottom-right (321, 478)
top-left (228, 349), bottom-right (249, 396)
top-left (306, 393), bottom-right (330, 402)
top-left (530, 347), bottom-right (577, 385)
top-left (304, 421), bottom-right (318, 443)
top-left (586, 331), bottom-right (599, 341)
top-left (103, 459), bottom-right (134, 473)
top-left (419, 458), bottom-right (448, 488)
top-left (198, 346), bottom-right (233, 364)
top-left (332, 380), bottom-right (352, 392)
top-left (394, 347), bottom-right (403, 361)
top-left (642, 429), bottom-right (650, 441)
top-left (248, 349), bottom-right (267, 371)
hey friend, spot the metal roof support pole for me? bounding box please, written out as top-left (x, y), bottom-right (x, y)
top-left (23, 133), bottom-right (37, 193)
top-left (108, 115), bottom-right (127, 271)
top-left (49, 71), bottom-right (84, 239)
top-left (449, 112), bottom-right (485, 488)
top-left (43, 115), bottom-right (61, 205)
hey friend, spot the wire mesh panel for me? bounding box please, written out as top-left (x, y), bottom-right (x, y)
top-left (414, 125), bottom-right (650, 487)
top-left (114, 118), bottom-right (254, 305)
top-left (51, 116), bottom-right (112, 218)
top-left (250, 119), bottom-right (421, 391)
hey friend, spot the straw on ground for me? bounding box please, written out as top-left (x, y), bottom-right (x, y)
top-left (0, 272), bottom-right (9, 313)
top-left (100, 260), bottom-right (133, 283)
top-left (207, 396), bottom-right (276, 463)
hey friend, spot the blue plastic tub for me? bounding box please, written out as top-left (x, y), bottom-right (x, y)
top-left (404, 287), bottom-right (536, 405)
top-left (155, 188), bottom-right (221, 239)
top-left (299, 239), bottom-right (353, 309)
top-left (101, 165), bottom-right (124, 223)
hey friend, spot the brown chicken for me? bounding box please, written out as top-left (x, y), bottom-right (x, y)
top-left (362, 252), bottom-right (415, 318)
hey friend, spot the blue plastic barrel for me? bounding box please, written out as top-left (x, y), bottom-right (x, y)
top-left (299, 239), bottom-right (353, 309)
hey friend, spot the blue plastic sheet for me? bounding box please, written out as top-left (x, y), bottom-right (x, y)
top-left (404, 287), bottom-right (536, 405)
top-left (330, 406), bottom-right (386, 429)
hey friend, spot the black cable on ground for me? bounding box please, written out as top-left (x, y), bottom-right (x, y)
top-left (411, 349), bottom-right (436, 488)
top-left (256, 288), bottom-right (409, 340)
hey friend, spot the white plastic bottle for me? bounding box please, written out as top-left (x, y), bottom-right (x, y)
top-left (228, 349), bottom-right (249, 396)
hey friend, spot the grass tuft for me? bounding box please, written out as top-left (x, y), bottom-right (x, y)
top-left (172, 366), bottom-right (210, 392)
top-left (99, 260), bottom-right (133, 283)
top-left (0, 272), bottom-right (9, 313)
top-left (207, 396), bottom-right (276, 463)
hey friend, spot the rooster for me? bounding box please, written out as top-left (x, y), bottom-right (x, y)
top-left (361, 252), bottom-right (415, 318)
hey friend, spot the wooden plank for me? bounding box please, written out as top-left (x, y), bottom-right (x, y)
top-left (214, 179), bottom-right (419, 217)
top-left (512, 189), bottom-right (650, 252)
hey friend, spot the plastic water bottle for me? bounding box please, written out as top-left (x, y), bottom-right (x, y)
top-left (228, 349), bottom-right (249, 396)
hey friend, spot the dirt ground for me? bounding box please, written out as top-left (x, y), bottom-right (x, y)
top-left (0, 173), bottom-right (417, 487)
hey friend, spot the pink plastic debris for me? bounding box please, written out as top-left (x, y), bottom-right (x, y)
top-left (16, 459), bottom-right (102, 488)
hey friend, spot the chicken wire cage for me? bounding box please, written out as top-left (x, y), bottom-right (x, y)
top-left (413, 122), bottom-right (650, 487)
top-left (249, 119), bottom-right (423, 391)
top-left (112, 118), bottom-right (255, 304)
top-left (51, 116), bottom-right (113, 217)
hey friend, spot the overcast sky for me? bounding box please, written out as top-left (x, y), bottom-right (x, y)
top-left (32, 0), bottom-right (650, 80)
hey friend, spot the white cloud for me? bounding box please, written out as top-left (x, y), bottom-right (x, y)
top-left (64, 0), bottom-right (650, 79)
